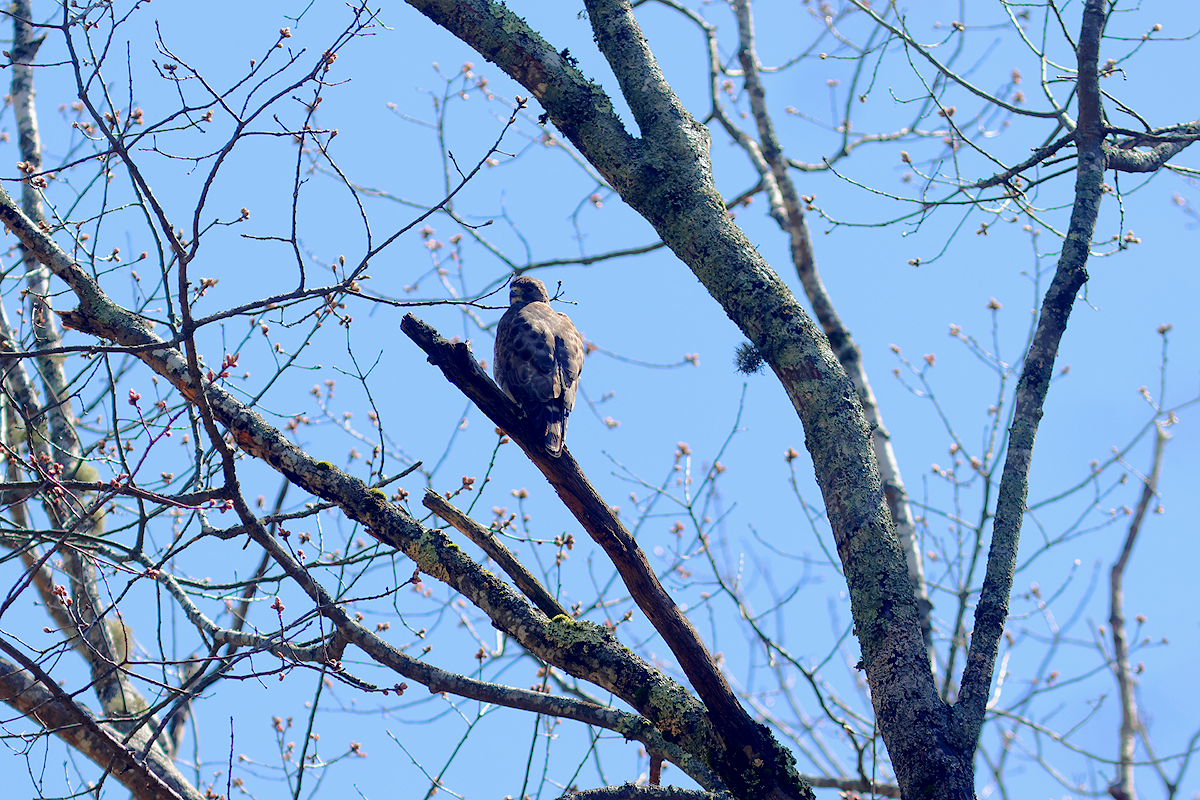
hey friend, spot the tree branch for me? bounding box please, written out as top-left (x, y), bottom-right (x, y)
top-left (973, 132), bottom-right (1076, 189)
top-left (423, 489), bottom-right (568, 619)
top-left (0, 180), bottom-right (727, 790)
top-left (802, 774), bottom-right (901, 798)
top-left (1105, 117), bottom-right (1200, 173)
top-left (732, 0), bottom-right (934, 668)
top-left (401, 0), bottom-right (948, 794)
top-left (400, 313), bottom-right (777, 795)
top-left (1107, 423), bottom-right (1169, 800)
top-left (554, 785), bottom-right (731, 800)
top-left (239, 505), bottom-right (728, 793)
top-left (956, 0), bottom-right (1109, 746)
top-left (0, 648), bottom-right (203, 800)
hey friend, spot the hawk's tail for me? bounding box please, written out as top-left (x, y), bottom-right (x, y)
top-left (543, 406), bottom-right (568, 458)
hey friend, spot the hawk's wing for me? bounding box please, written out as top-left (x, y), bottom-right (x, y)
top-left (495, 301), bottom-right (584, 457)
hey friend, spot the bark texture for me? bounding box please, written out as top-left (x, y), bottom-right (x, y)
top-left (955, 0), bottom-right (1110, 749)
top-left (403, 0), bottom-right (953, 794)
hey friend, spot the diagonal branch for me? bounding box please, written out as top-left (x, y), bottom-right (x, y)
top-left (400, 314), bottom-right (768, 778)
top-left (423, 490), bottom-right (568, 619)
top-left (732, 0), bottom-right (934, 667)
top-left (0, 181), bottom-right (732, 790)
top-left (402, 0), bottom-right (945, 795)
top-left (238, 504), bottom-right (727, 792)
top-left (973, 132), bottom-right (1076, 189)
top-left (956, 0), bottom-right (1109, 746)
top-left (0, 647), bottom-right (203, 800)
top-left (405, 0), bottom-right (638, 191)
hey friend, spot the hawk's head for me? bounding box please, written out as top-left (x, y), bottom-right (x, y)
top-left (509, 275), bottom-right (551, 306)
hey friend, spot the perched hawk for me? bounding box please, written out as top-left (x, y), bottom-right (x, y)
top-left (494, 276), bottom-right (585, 458)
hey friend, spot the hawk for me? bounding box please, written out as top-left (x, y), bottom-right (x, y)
top-left (494, 276), bottom-right (585, 458)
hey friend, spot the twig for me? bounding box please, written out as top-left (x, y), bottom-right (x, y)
top-left (422, 489), bottom-right (568, 619)
top-left (1107, 423), bottom-right (1170, 800)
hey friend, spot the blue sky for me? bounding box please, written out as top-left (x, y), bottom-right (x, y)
top-left (3, 1), bottom-right (1198, 798)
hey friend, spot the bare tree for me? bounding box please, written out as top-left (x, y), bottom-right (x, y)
top-left (0, 1), bottom-right (1196, 799)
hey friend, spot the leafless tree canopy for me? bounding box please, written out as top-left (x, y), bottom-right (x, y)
top-left (0, 1), bottom-right (1196, 799)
